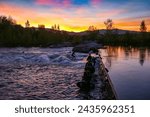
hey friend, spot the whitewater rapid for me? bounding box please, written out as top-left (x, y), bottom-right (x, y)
top-left (0, 47), bottom-right (88, 99)
top-left (0, 47), bottom-right (87, 65)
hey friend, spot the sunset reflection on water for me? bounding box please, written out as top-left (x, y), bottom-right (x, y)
top-left (100, 46), bottom-right (150, 99)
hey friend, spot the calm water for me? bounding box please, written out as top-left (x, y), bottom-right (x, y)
top-left (100, 46), bottom-right (150, 100)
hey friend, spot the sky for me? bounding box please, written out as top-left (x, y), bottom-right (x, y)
top-left (0, 0), bottom-right (150, 32)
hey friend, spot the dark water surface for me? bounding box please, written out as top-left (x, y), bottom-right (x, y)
top-left (100, 46), bottom-right (150, 99)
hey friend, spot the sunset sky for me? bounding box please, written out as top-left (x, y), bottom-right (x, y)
top-left (0, 0), bottom-right (150, 32)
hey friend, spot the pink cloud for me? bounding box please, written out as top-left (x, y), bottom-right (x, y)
top-left (91, 0), bottom-right (102, 5)
top-left (75, 7), bottom-right (88, 16)
top-left (96, 9), bottom-right (126, 18)
top-left (36, 0), bottom-right (71, 7)
top-left (36, 0), bottom-right (54, 5)
top-left (62, 0), bottom-right (71, 7)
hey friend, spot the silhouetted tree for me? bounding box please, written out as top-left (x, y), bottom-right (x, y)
top-left (88, 26), bottom-right (97, 31)
top-left (54, 24), bottom-right (56, 30)
top-left (51, 26), bottom-right (54, 30)
top-left (0, 16), bottom-right (16, 26)
top-left (8, 16), bottom-right (16, 24)
top-left (140, 20), bottom-right (147, 32)
top-left (51, 24), bottom-right (60, 30)
top-left (104, 19), bottom-right (113, 30)
top-left (25, 20), bottom-right (30, 28)
top-left (57, 25), bottom-right (60, 30)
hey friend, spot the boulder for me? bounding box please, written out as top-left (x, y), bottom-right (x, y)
top-left (73, 42), bottom-right (105, 53)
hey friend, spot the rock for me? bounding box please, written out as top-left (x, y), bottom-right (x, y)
top-left (73, 42), bottom-right (105, 53)
top-left (76, 82), bottom-right (95, 91)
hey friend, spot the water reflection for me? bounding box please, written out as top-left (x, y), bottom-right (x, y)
top-left (102, 46), bottom-right (149, 67)
top-left (139, 48), bottom-right (146, 66)
top-left (100, 46), bottom-right (150, 99)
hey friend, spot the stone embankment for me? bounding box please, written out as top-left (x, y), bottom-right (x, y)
top-left (77, 53), bottom-right (117, 100)
top-left (98, 54), bottom-right (117, 99)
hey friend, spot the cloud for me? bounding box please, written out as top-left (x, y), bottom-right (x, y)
top-left (96, 9), bottom-right (126, 19)
top-left (36, 0), bottom-right (55, 5)
top-left (35, 0), bottom-right (71, 7)
top-left (35, 0), bottom-right (103, 7)
top-left (91, 0), bottom-right (102, 5)
top-left (0, 0), bottom-right (150, 32)
top-left (0, 3), bottom-right (38, 21)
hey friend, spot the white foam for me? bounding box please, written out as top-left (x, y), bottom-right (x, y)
top-left (52, 56), bottom-right (71, 64)
top-left (0, 47), bottom-right (87, 65)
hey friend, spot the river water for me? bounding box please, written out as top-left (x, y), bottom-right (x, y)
top-left (0, 47), bottom-right (89, 100)
top-left (100, 46), bottom-right (150, 100)
top-left (1, 46), bottom-right (149, 100)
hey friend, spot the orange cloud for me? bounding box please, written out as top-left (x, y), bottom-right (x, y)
top-left (0, 3), bottom-right (91, 31)
top-left (0, 3), bottom-right (69, 28)
top-left (114, 17), bottom-right (150, 31)
top-left (0, 3), bottom-right (39, 25)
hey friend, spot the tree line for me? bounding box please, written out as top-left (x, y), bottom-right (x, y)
top-left (88, 19), bottom-right (150, 46)
top-left (0, 16), bottom-right (78, 47)
top-left (0, 16), bottom-right (150, 47)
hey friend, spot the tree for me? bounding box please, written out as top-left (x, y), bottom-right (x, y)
top-left (8, 16), bottom-right (16, 24)
top-left (51, 26), bottom-right (54, 30)
top-left (0, 16), bottom-right (16, 26)
top-left (54, 24), bottom-right (57, 30)
top-left (140, 20), bottom-right (147, 32)
top-left (57, 25), bottom-right (60, 30)
top-left (51, 24), bottom-right (60, 30)
top-left (88, 26), bottom-right (97, 31)
top-left (104, 19), bottom-right (113, 30)
top-left (25, 20), bottom-right (30, 28)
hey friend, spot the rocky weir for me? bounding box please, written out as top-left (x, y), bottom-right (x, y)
top-left (76, 53), bottom-right (117, 100)
top-left (73, 42), bottom-right (117, 100)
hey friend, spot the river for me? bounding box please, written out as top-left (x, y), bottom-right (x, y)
top-left (0, 47), bottom-right (88, 99)
top-left (1, 46), bottom-right (150, 100)
top-left (100, 46), bottom-right (150, 99)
